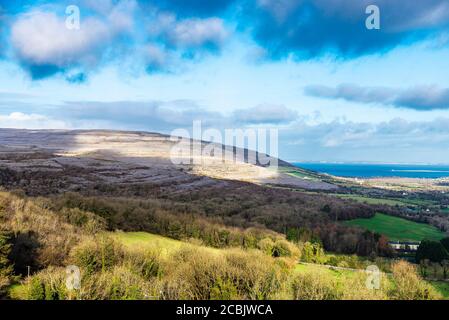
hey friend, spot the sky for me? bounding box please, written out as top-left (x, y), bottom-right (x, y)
top-left (1, 0), bottom-right (449, 163)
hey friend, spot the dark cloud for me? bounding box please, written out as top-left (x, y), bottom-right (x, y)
top-left (243, 0), bottom-right (449, 59)
top-left (305, 84), bottom-right (449, 111)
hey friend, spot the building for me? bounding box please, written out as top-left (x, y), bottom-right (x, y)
top-left (388, 241), bottom-right (420, 252)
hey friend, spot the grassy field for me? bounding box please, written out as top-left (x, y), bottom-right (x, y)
top-left (278, 166), bottom-right (323, 181)
top-left (112, 231), bottom-right (220, 256)
top-left (330, 194), bottom-right (438, 207)
top-left (332, 194), bottom-right (409, 206)
top-left (343, 213), bottom-right (445, 242)
top-left (295, 263), bottom-right (356, 279)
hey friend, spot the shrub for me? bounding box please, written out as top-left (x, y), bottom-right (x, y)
top-left (124, 249), bottom-right (163, 280)
top-left (300, 242), bottom-right (326, 264)
top-left (81, 266), bottom-right (153, 300)
top-left (24, 267), bottom-right (68, 300)
top-left (389, 260), bottom-right (441, 300)
top-left (210, 278), bottom-right (240, 300)
top-left (291, 270), bottom-right (342, 300)
top-left (59, 208), bottom-right (106, 233)
top-left (168, 247), bottom-right (226, 300)
top-left (340, 272), bottom-right (389, 300)
top-left (272, 239), bottom-right (298, 258)
top-left (257, 238), bottom-right (274, 256)
top-left (224, 249), bottom-right (287, 299)
top-left (28, 278), bottom-right (45, 300)
top-left (0, 231), bottom-right (13, 296)
top-left (161, 247), bottom-right (289, 300)
top-left (70, 235), bottom-right (124, 275)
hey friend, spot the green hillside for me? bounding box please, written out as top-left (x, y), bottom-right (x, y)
top-left (344, 213), bottom-right (445, 242)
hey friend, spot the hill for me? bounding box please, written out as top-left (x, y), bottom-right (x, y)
top-left (0, 128), bottom-right (337, 194)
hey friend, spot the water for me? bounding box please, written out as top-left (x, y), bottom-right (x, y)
top-left (293, 163), bottom-right (449, 179)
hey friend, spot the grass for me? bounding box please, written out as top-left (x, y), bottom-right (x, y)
top-left (295, 263), bottom-right (357, 279)
top-left (332, 194), bottom-right (409, 206)
top-left (8, 283), bottom-right (28, 300)
top-left (430, 281), bottom-right (449, 298)
top-left (343, 213), bottom-right (446, 242)
top-left (112, 231), bottom-right (219, 256)
top-left (330, 193), bottom-right (438, 207)
top-left (278, 166), bottom-right (322, 181)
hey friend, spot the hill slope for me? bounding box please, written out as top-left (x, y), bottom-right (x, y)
top-left (0, 128), bottom-right (337, 194)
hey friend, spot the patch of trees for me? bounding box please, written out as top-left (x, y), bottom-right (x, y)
top-left (416, 239), bottom-right (449, 263)
top-left (1, 165), bottom-right (393, 257)
top-left (51, 187), bottom-right (388, 256)
top-left (51, 193), bottom-right (283, 250)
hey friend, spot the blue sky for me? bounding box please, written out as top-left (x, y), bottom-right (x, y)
top-left (1, 0), bottom-right (449, 163)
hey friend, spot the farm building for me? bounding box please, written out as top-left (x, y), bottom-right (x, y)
top-left (388, 241), bottom-right (420, 252)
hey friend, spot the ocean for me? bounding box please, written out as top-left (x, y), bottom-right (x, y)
top-left (293, 163), bottom-right (449, 179)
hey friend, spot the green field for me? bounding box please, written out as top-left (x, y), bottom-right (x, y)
top-left (344, 213), bottom-right (445, 242)
top-left (332, 194), bottom-right (409, 206)
top-left (112, 231), bottom-right (219, 256)
top-left (331, 194), bottom-right (437, 207)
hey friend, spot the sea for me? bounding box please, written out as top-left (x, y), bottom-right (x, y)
top-left (293, 163), bottom-right (449, 179)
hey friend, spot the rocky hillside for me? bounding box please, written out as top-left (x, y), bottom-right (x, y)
top-left (0, 129), bottom-right (337, 194)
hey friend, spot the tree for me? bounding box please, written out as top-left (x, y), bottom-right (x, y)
top-left (419, 259), bottom-right (430, 277)
top-left (0, 231), bottom-right (13, 296)
top-left (442, 260), bottom-right (449, 279)
top-left (440, 237), bottom-right (449, 252)
top-left (301, 242), bottom-right (325, 264)
top-left (416, 240), bottom-right (449, 263)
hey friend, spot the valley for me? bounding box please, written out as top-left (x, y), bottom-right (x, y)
top-left (1, 129), bottom-right (449, 300)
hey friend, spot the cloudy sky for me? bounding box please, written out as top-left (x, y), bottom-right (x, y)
top-left (1, 0), bottom-right (449, 163)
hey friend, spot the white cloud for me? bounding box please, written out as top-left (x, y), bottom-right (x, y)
top-left (10, 1), bottom-right (136, 77)
top-left (11, 11), bottom-right (110, 68)
top-left (233, 104), bottom-right (298, 124)
top-left (144, 44), bottom-right (169, 70)
top-left (0, 112), bottom-right (69, 129)
top-left (168, 17), bottom-right (227, 48)
top-left (148, 14), bottom-right (228, 49)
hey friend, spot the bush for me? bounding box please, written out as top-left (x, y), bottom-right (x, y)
top-left (28, 278), bottom-right (46, 300)
top-left (81, 266), bottom-right (154, 300)
top-left (389, 260), bottom-right (441, 300)
top-left (257, 238), bottom-right (274, 256)
top-left (272, 239), bottom-right (298, 258)
top-left (0, 231), bottom-right (13, 296)
top-left (167, 247), bottom-right (227, 300)
top-left (291, 270), bottom-right (341, 300)
top-left (70, 235), bottom-right (124, 275)
top-left (124, 249), bottom-right (163, 280)
top-left (300, 242), bottom-right (326, 264)
top-left (24, 267), bottom-right (69, 300)
top-left (160, 247), bottom-right (290, 300)
top-left (224, 249), bottom-right (289, 299)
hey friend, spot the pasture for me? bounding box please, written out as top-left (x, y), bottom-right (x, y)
top-left (343, 213), bottom-right (445, 242)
